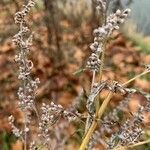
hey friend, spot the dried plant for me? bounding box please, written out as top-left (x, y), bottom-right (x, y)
top-left (9, 0), bottom-right (150, 150)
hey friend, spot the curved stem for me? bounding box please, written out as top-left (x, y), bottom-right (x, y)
top-left (113, 139), bottom-right (150, 150)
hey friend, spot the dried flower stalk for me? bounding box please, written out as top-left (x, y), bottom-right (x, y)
top-left (10, 0), bottom-right (40, 149)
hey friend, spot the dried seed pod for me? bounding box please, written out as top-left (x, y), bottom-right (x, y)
top-left (86, 53), bottom-right (101, 71)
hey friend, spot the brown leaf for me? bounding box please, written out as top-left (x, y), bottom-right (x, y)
top-left (11, 140), bottom-right (23, 150)
top-left (112, 53), bottom-right (125, 65)
top-left (135, 79), bottom-right (150, 92)
top-left (58, 92), bottom-right (75, 107)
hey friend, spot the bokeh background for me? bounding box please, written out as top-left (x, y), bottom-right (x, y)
top-left (0, 0), bottom-right (150, 149)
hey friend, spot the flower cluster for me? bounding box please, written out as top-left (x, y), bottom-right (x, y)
top-left (17, 78), bottom-right (40, 110)
top-left (102, 94), bottom-right (131, 132)
top-left (145, 64), bottom-right (150, 71)
top-left (107, 103), bottom-right (150, 149)
top-left (10, 0), bottom-right (39, 148)
top-left (29, 141), bottom-right (37, 150)
top-left (106, 9), bottom-right (131, 33)
top-left (87, 93), bottom-right (131, 149)
top-left (14, 0), bottom-right (35, 24)
top-left (86, 53), bottom-right (101, 72)
top-left (12, 0), bottom-right (39, 112)
top-left (86, 6), bottom-right (130, 72)
top-left (8, 115), bottom-right (22, 138)
top-left (96, 0), bottom-right (106, 13)
top-left (38, 102), bottom-right (64, 146)
top-left (38, 102), bottom-right (81, 147)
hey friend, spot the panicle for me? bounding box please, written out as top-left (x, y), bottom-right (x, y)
top-left (86, 7), bottom-right (130, 72)
top-left (14, 0), bottom-right (35, 24)
top-left (38, 102), bottom-right (81, 147)
top-left (8, 115), bottom-right (22, 138)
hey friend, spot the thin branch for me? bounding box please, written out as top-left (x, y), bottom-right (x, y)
top-left (113, 139), bottom-right (150, 150)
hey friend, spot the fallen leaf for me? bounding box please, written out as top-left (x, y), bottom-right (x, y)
top-left (11, 140), bottom-right (23, 150)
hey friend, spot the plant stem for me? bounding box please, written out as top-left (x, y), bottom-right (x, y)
top-left (79, 70), bottom-right (150, 150)
top-left (113, 139), bottom-right (150, 150)
top-left (20, 22), bottom-right (28, 150)
top-left (79, 121), bottom-right (97, 150)
top-left (24, 114), bottom-right (27, 150)
top-left (91, 71), bottom-right (96, 89)
top-left (97, 91), bottom-right (112, 117)
top-left (96, 41), bottom-right (107, 115)
top-left (95, 42), bottom-right (107, 117)
top-left (122, 70), bottom-right (150, 86)
top-left (98, 43), bottom-right (106, 82)
top-left (85, 71), bottom-right (96, 134)
top-left (85, 71), bottom-right (96, 133)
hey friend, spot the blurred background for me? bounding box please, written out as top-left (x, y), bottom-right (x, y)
top-left (0, 0), bottom-right (150, 149)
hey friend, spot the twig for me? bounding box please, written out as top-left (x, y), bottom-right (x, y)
top-left (113, 139), bottom-right (150, 150)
